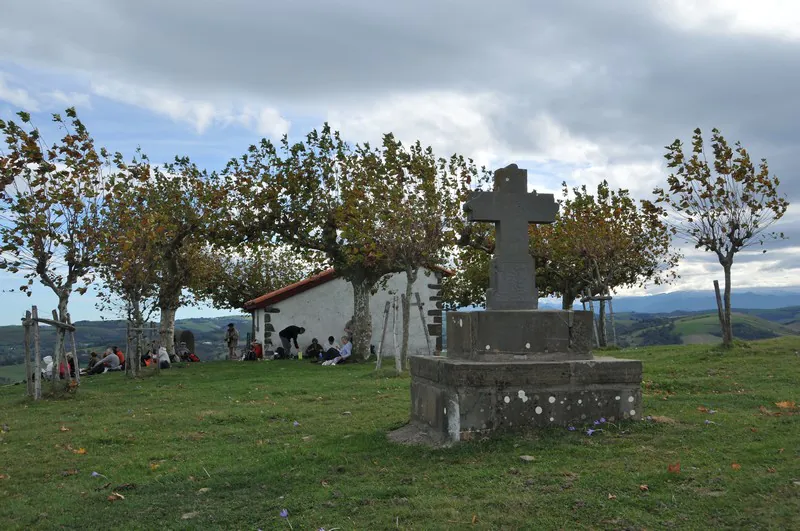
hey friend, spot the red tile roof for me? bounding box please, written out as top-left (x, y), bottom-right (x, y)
top-left (243, 265), bottom-right (454, 311)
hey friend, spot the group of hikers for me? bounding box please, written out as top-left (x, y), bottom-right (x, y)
top-left (233, 321), bottom-right (354, 366)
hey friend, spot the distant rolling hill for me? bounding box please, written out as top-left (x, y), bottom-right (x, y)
top-left (0, 315), bottom-right (251, 377)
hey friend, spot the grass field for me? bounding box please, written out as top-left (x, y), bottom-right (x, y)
top-left (1, 339), bottom-right (799, 530)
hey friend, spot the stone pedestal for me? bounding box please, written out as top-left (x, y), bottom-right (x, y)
top-left (401, 310), bottom-right (644, 445)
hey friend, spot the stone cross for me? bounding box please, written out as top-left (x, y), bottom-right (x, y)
top-left (465, 164), bottom-right (558, 310)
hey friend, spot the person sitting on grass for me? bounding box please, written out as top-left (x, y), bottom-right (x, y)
top-left (305, 338), bottom-right (324, 362)
top-left (112, 346), bottom-right (125, 369)
top-left (89, 348), bottom-right (120, 375)
top-left (86, 351), bottom-right (99, 372)
top-left (321, 335), bottom-right (340, 361)
top-left (322, 336), bottom-right (352, 366)
top-left (157, 346), bottom-right (171, 369)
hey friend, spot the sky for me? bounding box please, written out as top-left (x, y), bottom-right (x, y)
top-left (1, 0), bottom-right (800, 325)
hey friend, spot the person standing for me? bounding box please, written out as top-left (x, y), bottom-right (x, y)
top-left (225, 323), bottom-right (240, 360)
top-left (278, 325), bottom-right (305, 359)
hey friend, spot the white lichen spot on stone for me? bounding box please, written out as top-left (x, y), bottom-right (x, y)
top-left (443, 408), bottom-right (447, 415)
top-left (535, 406), bottom-right (543, 415)
top-left (581, 414), bottom-right (587, 420)
top-left (517, 390), bottom-right (529, 403)
top-left (615, 396), bottom-right (620, 401)
top-left (560, 400), bottom-right (564, 405)
top-left (549, 417), bottom-right (554, 422)
top-left (548, 396), bottom-right (556, 404)
top-left (628, 396), bottom-right (635, 403)
top-left (504, 396), bottom-right (510, 404)
top-left (485, 344), bottom-right (491, 351)
top-left (630, 409), bottom-right (636, 416)
top-left (566, 405), bottom-right (572, 410)
top-left (525, 342), bottom-right (531, 349)
top-left (458, 318), bottom-right (463, 328)
top-left (577, 399), bottom-right (582, 405)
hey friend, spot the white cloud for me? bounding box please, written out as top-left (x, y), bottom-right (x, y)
top-left (661, 0), bottom-right (800, 41)
top-left (327, 91), bottom-right (505, 169)
top-left (90, 79), bottom-right (289, 137)
top-left (45, 89), bottom-right (91, 109)
top-left (0, 73), bottom-right (38, 110)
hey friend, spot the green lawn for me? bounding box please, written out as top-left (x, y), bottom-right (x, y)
top-left (1, 339), bottom-right (799, 530)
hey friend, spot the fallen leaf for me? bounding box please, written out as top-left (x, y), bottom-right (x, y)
top-left (0, 474), bottom-right (9, 480)
top-left (750, 428), bottom-right (758, 433)
top-left (149, 463), bottom-right (160, 471)
top-left (61, 469), bottom-right (79, 477)
top-left (59, 426), bottom-right (70, 432)
top-left (697, 406), bottom-right (709, 413)
top-left (181, 512), bottom-right (198, 520)
top-left (639, 484), bottom-right (649, 492)
top-left (759, 406), bottom-right (780, 417)
top-left (779, 448), bottom-right (785, 454)
top-left (775, 401), bottom-right (796, 410)
top-left (321, 480), bottom-right (329, 487)
top-left (107, 492), bottom-right (125, 502)
top-left (731, 463), bottom-right (741, 471)
top-left (608, 493), bottom-right (617, 500)
top-left (73, 448), bottom-right (87, 455)
top-left (767, 467), bottom-right (776, 473)
top-left (197, 487), bottom-right (210, 494)
top-left (472, 514), bottom-right (478, 524)
top-left (302, 436), bottom-right (312, 442)
top-left (667, 462), bottom-right (681, 474)
top-left (342, 411), bottom-right (352, 416)
top-left (519, 455), bottom-right (535, 462)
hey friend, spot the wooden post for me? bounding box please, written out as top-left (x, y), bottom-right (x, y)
top-left (586, 293), bottom-right (600, 348)
top-left (414, 292), bottom-right (433, 356)
top-left (67, 314), bottom-right (79, 385)
top-left (32, 306), bottom-right (41, 400)
top-left (376, 301), bottom-right (391, 370)
top-left (607, 296), bottom-right (618, 347)
top-left (392, 297), bottom-right (401, 375)
top-left (23, 310), bottom-right (33, 396)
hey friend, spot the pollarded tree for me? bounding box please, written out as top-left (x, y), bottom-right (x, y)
top-left (95, 152), bottom-right (161, 377)
top-left (375, 141), bottom-right (473, 369)
top-left (145, 158), bottom-right (228, 358)
top-left (647, 128), bottom-right (789, 347)
top-left (226, 126), bottom-right (479, 359)
top-left (0, 109), bottom-right (111, 388)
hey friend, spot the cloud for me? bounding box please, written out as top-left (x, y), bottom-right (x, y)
top-left (0, 73), bottom-right (38, 110)
top-left (90, 79), bottom-right (289, 136)
top-left (45, 89), bottom-right (91, 109)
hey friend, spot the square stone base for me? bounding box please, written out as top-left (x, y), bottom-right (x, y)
top-left (406, 355), bottom-right (643, 444)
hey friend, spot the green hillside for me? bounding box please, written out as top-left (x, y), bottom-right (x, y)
top-left (616, 310), bottom-right (799, 347)
top-left (0, 315), bottom-right (251, 368)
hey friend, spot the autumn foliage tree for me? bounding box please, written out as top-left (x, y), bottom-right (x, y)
top-left (647, 128), bottom-right (789, 347)
top-left (226, 125), bottom-right (478, 359)
top-left (0, 109), bottom-right (110, 387)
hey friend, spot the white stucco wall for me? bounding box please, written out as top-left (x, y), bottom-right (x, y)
top-left (252, 269), bottom-right (442, 358)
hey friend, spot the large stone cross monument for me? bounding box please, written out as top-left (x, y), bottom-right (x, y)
top-left (465, 164), bottom-right (558, 310)
top-left (397, 164), bottom-right (644, 445)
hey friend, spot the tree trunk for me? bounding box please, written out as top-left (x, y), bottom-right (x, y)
top-left (351, 275), bottom-right (374, 361)
top-left (393, 297), bottom-right (401, 375)
top-left (126, 299), bottom-right (142, 378)
top-left (597, 299), bottom-right (608, 347)
top-left (51, 294), bottom-right (69, 393)
top-left (722, 262), bottom-right (734, 347)
top-left (401, 266), bottom-right (417, 369)
top-left (159, 306), bottom-right (177, 358)
top-left (561, 286), bottom-right (575, 310)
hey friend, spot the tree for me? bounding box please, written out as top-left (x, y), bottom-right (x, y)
top-left (145, 159), bottom-right (227, 358)
top-left (226, 126), bottom-right (479, 359)
top-left (647, 128), bottom-right (789, 347)
top-left (194, 244), bottom-right (314, 311)
top-left (95, 152), bottom-right (161, 377)
top-left (0, 109), bottom-right (110, 389)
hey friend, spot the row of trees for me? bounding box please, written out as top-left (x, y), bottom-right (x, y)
top-left (0, 108), bottom-right (788, 380)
